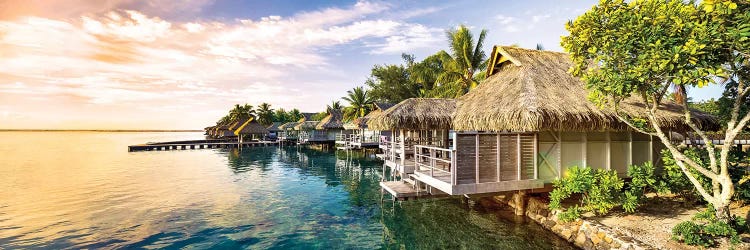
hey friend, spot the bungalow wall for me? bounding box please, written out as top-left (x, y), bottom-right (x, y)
top-left (453, 131), bottom-right (660, 185)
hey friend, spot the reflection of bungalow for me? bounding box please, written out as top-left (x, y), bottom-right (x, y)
top-left (234, 118), bottom-right (269, 142)
top-left (340, 103), bottom-right (394, 149)
top-left (368, 98), bottom-right (456, 179)
top-left (266, 122), bottom-right (284, 140)
top-left (403, 46), bottom-right (717, 196)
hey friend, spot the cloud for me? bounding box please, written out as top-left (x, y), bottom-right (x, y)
top-left (0, 0), bottom-right (215, 20)
top-left (495, 14), bottom-right (520, 33)
top-left (495, 13), bottom-right (554, 33)
top-left (0, 1), bottom-right (442, 129)
top-left (368, 24), bottom-right (443, 54)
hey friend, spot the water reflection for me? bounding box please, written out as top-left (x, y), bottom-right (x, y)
top-left (0, 132), bottom-right (573, 249)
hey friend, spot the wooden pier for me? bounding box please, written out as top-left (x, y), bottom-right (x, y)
top-left (128, 140), bottom-right (278, 152)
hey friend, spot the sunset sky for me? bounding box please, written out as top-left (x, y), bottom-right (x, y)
top-left (0, 0), bottom-right (724, 130)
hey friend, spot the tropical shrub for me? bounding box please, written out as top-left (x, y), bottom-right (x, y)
top-left (622, 162), bottom-right (658, 213)
top-left (672, 205), bottom-right (747, 247)
top-left (549, 166), bottom-right (624, 221)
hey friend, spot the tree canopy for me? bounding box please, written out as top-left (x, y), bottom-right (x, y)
top-left (562, 0), bottom-right (750, 221)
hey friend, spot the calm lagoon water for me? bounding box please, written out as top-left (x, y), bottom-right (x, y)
top-left (0, 132), bottom-right (574, 249)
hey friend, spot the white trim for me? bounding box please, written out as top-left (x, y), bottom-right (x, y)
top-left (627, 131), bottom-right (633, 167)
top-left (606, 131), bottom-right (611, 170)
top-left (517, 134), bottom-right (522, 181)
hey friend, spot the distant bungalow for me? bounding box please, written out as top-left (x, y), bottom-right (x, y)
top-left (368, 98), bottom-right (455, 180)
top-left (266, 122), bottom-right (284, 140)
top-left (339, 103), bottom-right (394, 149)
top-left (233, 118), bottom-right (269, 142)
top-left (375, 46), bottom-right (718, 197)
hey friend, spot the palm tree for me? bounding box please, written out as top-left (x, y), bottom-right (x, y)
top-left (327, 100), bottom-right (342, 113)
top-left (228, 103), bottom-right (256, 121)
top-left (288, 109), bottom-right (302, 121)
top-left (256, 102), bottom-right (274, 125)
top-left (435, 25), bottom-right (488, 97)
top-left (342, 86), bottom-right (375, 121)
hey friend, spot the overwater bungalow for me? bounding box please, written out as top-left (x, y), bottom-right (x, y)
top-left (340, 103), bottom-right (395, 150)
top-left (279, 122), bottom-right (300, 141)
top-left (401, 46), bottom-right (717, 196)
top-left (234, 119), bottom-right (269, 142)
top-left (368, 98), bottom-right (456, 179)
top-left (316, 110), bottom-right (349, 142)
top-left (204, 126), bottom-right (213, 136)
top-left (214, 123), bottom-right (234, 138)
top-left (296, 120), bottom-right (322, 143)
top-left (266, 122), bottom-right (284, 140)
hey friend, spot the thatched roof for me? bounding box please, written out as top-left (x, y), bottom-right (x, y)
top-left (235, 120), bottom-right (269, 135)
top-left (453, 46), bottom-right (719, 132)
top-left (227, 118), bottom-right (250, 131)
top-left (345, 102), bottom-right (395, 130)
top-left (279, 122), bottom-right (298, 130)
top-left (298, 112), bottom-right (317, 122)
top-left (367, 98), bottom-right (456, 130)
top-left (317, 110), bottom-right (344, 130)
top-left (295, 121), bottom-right (319, 130)
top-left (267, 122), bottom-right (284, 132)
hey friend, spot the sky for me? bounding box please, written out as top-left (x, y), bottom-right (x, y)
top-left (0, 0), bottom-right (724, 130)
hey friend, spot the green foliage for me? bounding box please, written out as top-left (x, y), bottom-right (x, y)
top-left (557, 205), bottom-right (582, 223)
top-left (549, 166), bottom-right (624, 220)
top-left (563, 0), bottom-right (725, 109)
top-left (728, 149), bottom-right (750, 203)
top-left (365, 63), bottom-right (421, 103)
top-left (549, 166), bottom-right (594, 210)
top-left (657, 147), bottom-right (750, 204)
top-left (256, 103), bottom-right (274, 125)
top-left (365, 25), bottom-right (489, 101)
top-left (326, 101), bottom-right (342, 114)
top-left (564, 0), bottom-right (750, 221)
top-left (656, 148), bottom-right (711, 202)
top-left (672, 205), bottom-right (746, 247)
top-left (310, 112), bottom-right (327, 121)
top-left (622, 162), bottom-right (658, 213)
top-left (672, 221), bottom-right (708, 246)
top-left (342, 86), bottom-right (375, 121)
top-left (585, 169), bottom-right (624, 214)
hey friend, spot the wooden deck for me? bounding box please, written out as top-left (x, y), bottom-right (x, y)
top-left (384, 158), bottom-right (415, 176)
top-left (128, 141), bottom-right (278, 152)
top-left (412, 169), bottom-right (543, 195)
top-left (380, 181), bottom-right (430, 200)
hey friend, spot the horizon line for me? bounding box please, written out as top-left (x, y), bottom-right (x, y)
top-left (0, 129), bottom-right (203, 132)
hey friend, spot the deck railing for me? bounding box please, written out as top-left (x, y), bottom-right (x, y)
top-left (299, 131), bottom-right (328, 142)
top-left (414, 145), bottom-right (456, 185)
top-left (335, 134), bottom-right (351, 142)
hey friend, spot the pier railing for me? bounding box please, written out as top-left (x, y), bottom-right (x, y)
top-left (414, 145), bottom-right (456, 185)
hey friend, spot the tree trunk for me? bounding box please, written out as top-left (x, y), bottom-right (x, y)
top-left (715, 201), bottom-right (732, 222)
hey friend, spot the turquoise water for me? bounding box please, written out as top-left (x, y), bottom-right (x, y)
top-left (0, 132), bottom-right (574, 249)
